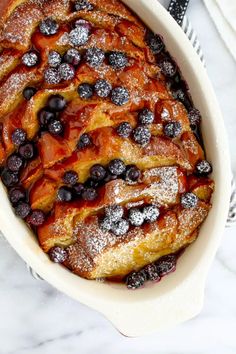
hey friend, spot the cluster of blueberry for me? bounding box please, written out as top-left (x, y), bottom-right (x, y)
top-left (22, 14), bottom-right (130, 94)
top-left (0, 128), bottom-right (45, 226)
top-left (115, 107), bottom-right (184, 146)
top-left (145, 30), bottom-right (178, 78)
top-left (78, 81), bottom-right (129, 106)
top-left (57, 159), bottom-right (141, 203)
top-left (21, 11), bottom-right (131, 106)
top-left (146, 31), bottom-right (205, 142)
top-left (126, 254), bottom-right (177, 289)
top-left (146, 29), bottom-right (215, 153)
top-left (23, 46), bottom-right (129, 105)
top-left (145, 29), bottom-right (204, 143)
top-left (37, 95), bottom-right (66, 136)
top-left (1, 129), bottom-right (35, 189)
top-left (99, 204), bottom-right (160, 236)
top-left (116, 109), bottom-right (153, 146)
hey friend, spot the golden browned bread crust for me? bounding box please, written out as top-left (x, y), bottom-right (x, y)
top-left (0, 0), bottom-right (214, 281)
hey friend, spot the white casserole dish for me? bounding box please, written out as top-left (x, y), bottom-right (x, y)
top-left (0, 0), bottom-right (231, 337)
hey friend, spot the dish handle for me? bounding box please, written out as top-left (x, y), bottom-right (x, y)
top-left (101, 272), bottom-right (206, 337)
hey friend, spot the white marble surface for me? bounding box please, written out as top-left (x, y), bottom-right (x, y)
top-left (1, 1), bottom-right (236, 353)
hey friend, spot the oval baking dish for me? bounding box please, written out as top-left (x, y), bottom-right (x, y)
top-left (0, 0), bottom-right (231, 336)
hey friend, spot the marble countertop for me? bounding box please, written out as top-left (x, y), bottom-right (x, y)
top-left (1, 1), bottom-right (236, 353)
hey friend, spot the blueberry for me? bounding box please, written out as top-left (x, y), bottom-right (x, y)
top-left (108, 51), bottom-right (128, 70)
top-left (11, 128), bottom-right (27, 146)
top-left (44, 68), bottom-right (61, 84)
top-left (23, 87), bottom-right (37, 100)
top-left (78, 83), bottom-right (93, 99)
top-left (82, 187), bottom-right (98, 201)
top-left (125, 165), bottom-right (141, 183)
top-left (69, 26), bottom-right (90, 46)
top-left (1, 169), bottom-right (19, 187)
top-left (94, 79), bottom-right (112, 98)
top-left (104, 173), bottom-right (118, 183)
top-left (158, 59), bottom-right (176, 77)
top-left (133, 126), bottom-right (151, 146)
top-left (145, 31), bottom-right (164, 54)
top-left (8, 187), bottom-right (26, 205)
top-left (85, 178), bottom-right (100, 189)
top-left (155, 254), bottom-right (177, 277)
top-left (48, 51), bottom-right (61, 67)
top-left (116, 122), bottom-right (132, 138)
top-left (138, 108), bottom-right (154, 125)
top-left (48, 95), bottom-right (66, 112)
top-left (22, 52), bottom-right (39, 67)
top-left (77, 133), bottom-right (93, 149)
top-left (63, 170), bottom-right (79, 186)
top-left (90, 164), bottom-right (106, 181)
top-left (128, 208), bottom-right (144, 227)
top-left (111, 87), bottom-right (129, 106)
top-left (195, 160), bottom-right (212, 176)
top-left (143, 205), bottom-right (160, 223)
top-left (7, 154), bottom-right (23, 172)
top-left (73, 183), bottom-right (85, 196)
top-left (74, 0), bottom-right (94, 11)
top-left (172, 87), bottom-right (192, 111)
top-left (19, 143), bottom-right (35, 160)
top-left (126, 270), bottom-right (147, 289)
top-left (105, 205), bottom-right (124, 222)
top-left (144, 263), bottom-right (161, 281)
top-left (75, 19), bottom-right (92, 32)
top-left (63, 48), bottom-right (81, 66)
top-left (181, 192), bottom-right (198, 208)
top-left (39, 18), bottom-right (59, 36)
top-left (38, 109), bottom-right (55, 128)
top-left (49, 246), bottom-right (68, 263)
top-left (27, 210), bottom-right (45, 226)
top-left (59, 63), bottom-right (75, 81)
top-left (99, 216), bottom-right (113, 232)
top-left (57, 186), bottom-right (73, 202)
top-left (188, 108), bottom-right (201, 126)
top-left (164, 121), bottom-right (182, 138)
top-left (48, 120), bottom-right (64, 136)
top-left (108, 159), bottom-right (126, 175)
top-left (15, 202), bottom-right (31, 219)
top-left (171, 86), bottom-right (186, 102)
top-left (111, 218), bottom-right (129, 236)
top-left (85, 47), bottom-right (105, 68)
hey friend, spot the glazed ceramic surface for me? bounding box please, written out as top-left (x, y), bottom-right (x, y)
top-left (0, 0), bottom-right (231, 336)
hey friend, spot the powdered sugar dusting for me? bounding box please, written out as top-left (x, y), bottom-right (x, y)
top-left (76, 219), bottom-right (117, 259)
top-left (143, 167), bottom-right (179, 205)
top-left (182, 137), bottom-right (199, 155)
top-left (177, 205), bottom-right (208, 238)
top-left (56, 32), bottom-right (70, 46)
top-left (161, 108), bottom-right (170, 121)
top-left (126, 200), bottom-right (145, 209)
top-left (66, 242), bottom-right (94, 273)
top-left (3, 3), bottom-right (42, 45)
top-left (0, 71), bottom-right (38, 102)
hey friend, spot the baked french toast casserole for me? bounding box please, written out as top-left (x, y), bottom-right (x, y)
top-left (0, 0), bottom-right (214, 289)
